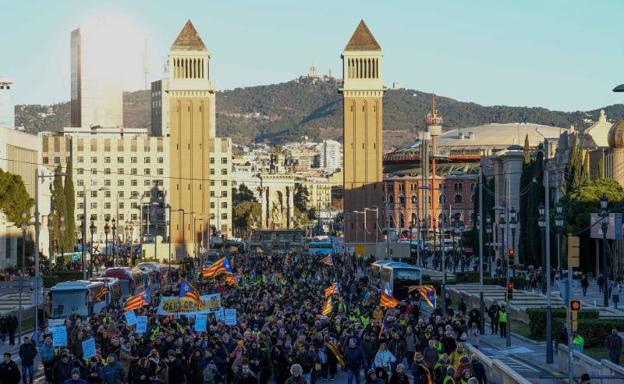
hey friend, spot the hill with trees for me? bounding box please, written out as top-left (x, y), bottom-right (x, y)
top-left (15, 76), bottom-right (624, 148)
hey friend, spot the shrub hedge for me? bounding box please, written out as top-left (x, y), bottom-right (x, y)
top-left (551, 318), bottom-right (624, 348)
top-left (527, 308), bottom-right (599, 340)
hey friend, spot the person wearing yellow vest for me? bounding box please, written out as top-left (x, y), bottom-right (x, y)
top-left (498, 306), bottom-right (508, 339)
top-left (443, 366), bottom-right (456, 384)
top-left (572, 332), bottom-right (585, 353)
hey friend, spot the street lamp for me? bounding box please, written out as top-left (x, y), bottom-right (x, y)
top-left (18, 210), bottom-right (27, 345)
top-left (104, 218), bottom-right (110, 266)
top-left (538, 202), bottom-right (553, 363)
top-left (599, 193), bottom-right (609, 307)
top-left (499, 213), bottom-right (506, 277)
top-left (89, 217), bottom-right (96, 276)
top-left (509, 207), bottom-right (517, 278)
top-left (111, 218), bottom-right (117, 266)
top-left (485, 215), bottom-right (492, 277)
top-left (555, 202), bottom-right (564, 280)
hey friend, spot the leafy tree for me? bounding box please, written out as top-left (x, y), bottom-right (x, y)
top-left (232, 201), bottom-right (261, 238)
top-left (64, 159), bottom-right (76, 251)
top-left (294, 183), bottom-right (310, 212)
top-left (50, 166), bottom-right (67, 253)
top-left (0, 169), bottom-right (34, 224)
top-left (293, 207), bottom-right (312, 229)
top-left (232, 184), bottom-right (257, 205)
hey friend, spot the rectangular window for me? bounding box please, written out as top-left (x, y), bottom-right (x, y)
top-left (104, 157), bottom-right (111, 163)
top-left (210, 157), bottom-right (215, 164)
top-left (104, 180), bottom-right (111, 186)
top-left (131, 168), bottom-right (138, 175)
top-left (221, 169), bottom-right (227, 175)
top-left (210, 169), bottom-right (215, 175)
top-left (132, 180), bottom-right (138, 186)
top-left (221, 190), bottom-right (227, 197)
top-left (210, 202), bottom-right (215, 209)
top-left (117, 180), bottom-right (124, 186)
top-left (117, 156), bottom-right (124, 163)
top-left (43, 157), bottom-right (49, 164)
top-left (119, 214), bottom-right (124, 221)
top-left (77, 191), bottom-right (84, 198)
top-left (105, 191), bottom-right (111, 198)
top-left (54, 157), bottom-right (60, 164)
top-left (221, 202), bottom-right (227, 208)
top-left (91, 191), bottom-right (97, 198)
top-left (157, 168), bottom-right (164, 175)
top-left (221, 157), bottom-right (228, 164)
top-left (144, 180), bottom-right (151, 186)
top-left (91, 157), bottom-right (97, 163)
top-left (119, 202), bottom-right (124, 209)
top-left (131, 157), bottom-right (137, 164)
top-left (210, 191), bottom-right (215, 197)
top-left (104, 168), bottom-right (111, 175)
top-left (144, 157), bottom-right (150, 163)
top-left (221, 213), bottom-right (227, 220)
top-left (221, 180), bottom-right (228, 186)
top-left (91, 202), bottom-right (97, 209)
top-left (78, 156), bottom-right (84, 163)
top-left (91, 168), bottom-right (97, 175)
top-left (104, 202), bottom-right (111, 209)
top-left (131, 214), bottom-right (138, 221)
top-left (77, 168), bottom-right (84, 175)
top-left (210, 180), bottom-right (215, 186)
top-left (78, 203), bottom-right (84, 210)
top-left (144, 168), bottom-right (151, 175)
top-left (157, 157), bottom-right (164, 164)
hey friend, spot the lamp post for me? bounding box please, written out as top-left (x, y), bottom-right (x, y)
top-left (499, 213), bottom-right (506, 277)
top-left (600, 193), bottom-right (609, 307)
top-left (538, 202), bottom-right (553, 363)
top-left (504, 208), bottom-right (512, 348)
top-left (18, 210), bottom-right (27, 345)
top-left (111, 219), bottom-right (117, 266)
top-left (509, 207), bottom-right (517, 278)
top-left (485, 215), bottom-right (492, 277)
top-left (556, 202), bottom-right (564, 280)
top-left (89, 217), bottom-right (96, 276)
top-left (104, 218), bottom-right (110, 266)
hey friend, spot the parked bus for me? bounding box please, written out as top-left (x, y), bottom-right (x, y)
top-left (380, 262), bottom-right (423, 300)
top-left (102, 268), bottom-right (146, 299)
top-left (370, 259), bottom-right (396, 281)
top-left (49, 280), bottom-right (107, 318)
top-left (308, 241), bottom-right (334, 256)
top-left (89, 277), bottom-right (121, 306)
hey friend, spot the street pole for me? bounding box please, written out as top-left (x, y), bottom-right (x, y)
top-left (385, 200), bottom-right (391, 258)
top-left (441, 212), bottom-right (446, 315)
top-left (545, 168), bottom-right (553, 364)
top-left (600, 194), bottom-right (609, 307)
top-left (478, 165), bottom-right (485, 334)
top-left (18, 210), bottom-right (26, 345)
top-left (34, 169), bottom-right (41, 332)
top-left (167, 205), bottom-right (172, 276)
top-left (82, 187), bottom-right (87, 278)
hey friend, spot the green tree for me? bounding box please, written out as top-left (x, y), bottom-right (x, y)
top-left (232, 184), bottom-right (257, 205)
top-left (63, 159), bottom-right (76, 252)
top-left (293, 207), bottom-right (312, 229)
top-left (0, 169), bottom-right (34, 224)
top-left (50, 165), bottom-right (66, 254)
top-left (232, 201), bottom-right (261, 238)
top-left (294, 183), bottom-right (310, 212)
top-left (523, 134), bottom-right (530, 164)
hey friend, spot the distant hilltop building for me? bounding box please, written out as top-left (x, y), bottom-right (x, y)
top-left (392, 82), bottom-right (404, 90)
top-left (298, 65), bottom-right (335, 82)
top-left (0, 77), bottom-right (14, 128)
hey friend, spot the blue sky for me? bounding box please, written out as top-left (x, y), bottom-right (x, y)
top-left (1, 0), bottom-right (623, 111)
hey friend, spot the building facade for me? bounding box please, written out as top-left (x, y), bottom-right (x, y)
top-left (0, 77), bottom-right (14, 129)
top-left (41, 128), bottom-right (169, 244)
top-left (0, 127), bottom-right (52, 267)
top-left (209, 138), bottom-right (232, 238)
top-left (318, 139), bottom-right (342, 173)
top-left (70, 27), bottom-right (123, 128)
top-left (259, 174), bottom-right (295, 230)
top-left (341, 20), bottom-right (385, 244)
top-left (164, 21), bottom-right (215, 258)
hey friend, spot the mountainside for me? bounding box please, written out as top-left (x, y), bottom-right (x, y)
top-left (15, 77), bottom-right (624, 148)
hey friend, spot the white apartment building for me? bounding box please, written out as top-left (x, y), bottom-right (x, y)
top-left (318, 139), bottom-right (342, 172)
top-left (0, 127), bottom-right (52, 267)
top-left (41, 127), bottom-right (169, 243)
top-left (210, 137), bottom-right (233, 238)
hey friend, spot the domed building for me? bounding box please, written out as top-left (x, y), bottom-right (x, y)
top-left (608, 119), bottom-right (624, 187)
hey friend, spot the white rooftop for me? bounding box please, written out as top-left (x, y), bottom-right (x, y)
top-left (436, 123), bottom-right (568, 148)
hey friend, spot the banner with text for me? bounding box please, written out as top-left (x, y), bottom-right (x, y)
top-left (157, 293), bottom-right (222, 316)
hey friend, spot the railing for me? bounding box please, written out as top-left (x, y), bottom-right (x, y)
top-left (466, 344), bottom-right (533, 384)
top-left (557, 344), bottom-right (624, 384)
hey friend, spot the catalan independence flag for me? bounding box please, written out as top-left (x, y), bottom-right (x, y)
top-left (320, 254), bottom-right (334, 267)
top-left (380, 292), bottom-right (400, 309)
top-left (322, 297), bottom-right (333, 316)
top-left (324, 283), bottom-right (339, 298)
top-left (95, 286), bottom-right (109, 301)
top-left (202, 257), bottom-right (233, 277)
top-left (124, 289), bottom-right (149, 311)
top-left (409, 285), bottom-right (437, 308)
top-left (225, 274), bottom-right (240, 286)
top-left (179, 279), bottom-right (202, 306)
top-left (324, 341), bottom-right (345, 367)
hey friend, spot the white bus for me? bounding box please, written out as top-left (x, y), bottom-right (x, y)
top-left (49, 280), bottom-right (108, 318)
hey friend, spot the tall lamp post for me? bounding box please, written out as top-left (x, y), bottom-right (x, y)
top-left (499, 213), bottom-right (506, 277)
top-left (538, 202), bottom-right (553, 363)
top-left (556, 202), bottom-right (564, 280)
top-left (111, 218), bottom-right (117, 266)
top-left (599, 194), bottom-right (609, 307)
top-left (18, 210), bottom-right (27, 345)
top-left (509, 207), bottom-right (517, 278)
top-left (485, 215), bottom-right (492, 277)
top-left (89, 217), bottom-right (96, 276)
top-left (104, 218), bottom-right (110, 266)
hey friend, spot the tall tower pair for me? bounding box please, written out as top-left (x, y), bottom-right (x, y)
top-left (341, 21), bottom-right (385, 244)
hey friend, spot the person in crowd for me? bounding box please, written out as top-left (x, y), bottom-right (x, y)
top-left (285, 364), bottom-right (307, 384)
top-left (18, 336), bottom-right (37, 384)
top-left (497, 306), bottom-right (508, 339)
top-left (605, 328), bottom-right (622, 364)
top-left (0, 353), bottom-right (21, 384)
top-left (63, 368), bottom-right (88, 384)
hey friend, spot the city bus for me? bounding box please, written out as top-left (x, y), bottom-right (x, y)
top-left (370, 259), bottom-right (396, 281)
top-left (308, 241), bottom-right (334, 256)
top-left (102, 267), bottom-right (146, 299)
top-left (49, 280), bottom-right (107, 318)
top-left (380, 262), bottom-right (423, 300)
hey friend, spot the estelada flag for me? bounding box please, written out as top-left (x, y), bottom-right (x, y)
top-left (325, 341), bottom-right (345, 367)
top-left (322, 297), bottom-right (333, 316)
top-left (95, 286), bottom-right (109, 301)
top-left (320, 255), bottom-right (334, 267)
top-left (202, 257), bottom-right (233, 277)
top-left (380, 292), bottom-right (400, 309)
top-left (179, 279), bottom-right (202, 306)
top-left (409, 285), bottom-right (437, 308)
top-left (124, 289), bottom-right (149, 311)
top-left (324, 283), bottom-right (339, 298)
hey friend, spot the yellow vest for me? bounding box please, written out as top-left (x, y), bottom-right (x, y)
top-left (499, 311), bottom-right (508, 323)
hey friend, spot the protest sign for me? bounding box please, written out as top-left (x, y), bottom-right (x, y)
top-left (52, 326), bottom-right (67, 347)
top-left (125, 310), bottom-right (137, 325)
top-left (136, 316), bottom-right (148, 334)
top-left (224, 308), bottom-right (237, 326)
top-left (214, 307), bottom-right (225, 322)
top-left (157, 293), bottom-right (221, 316)
top-left (82, 338), bottom-right (96, 359)
top-left (194, 314), bottom-right (207, 332)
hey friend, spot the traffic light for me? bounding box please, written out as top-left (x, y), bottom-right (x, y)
top-left (506, 281), bottom-right (513, 301)
top-left (571, 300), bottom-right (581, 331)
top-left (508, 248), bottom-right (515, 264)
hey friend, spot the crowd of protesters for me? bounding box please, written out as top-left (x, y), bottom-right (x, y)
top-left (0, 250), bottom-right (489, 384)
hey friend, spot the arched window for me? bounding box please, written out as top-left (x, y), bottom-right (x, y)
top-left (388, 194), bottom-right (394, 204)
top-left (411, 213), bottom-right (417, 225)
top-left (411, 195), bottom-right (417, 204)
top-left (399, 213), bottom-right (405, 229)
top-left (454, 194), bottom-right (463, 204)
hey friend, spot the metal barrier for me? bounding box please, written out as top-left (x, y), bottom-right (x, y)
top-left (557, 344), bottom-right (624, 384)
top-left (466, 344), bottom-right (532, 384)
